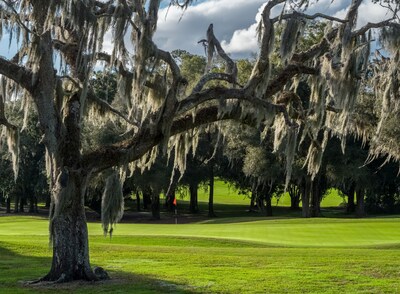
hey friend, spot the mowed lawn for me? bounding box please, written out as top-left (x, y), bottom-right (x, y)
top-left (1, 215), bottom-right (400, 293)
top-left (171, 180), bottom-right (344, 215)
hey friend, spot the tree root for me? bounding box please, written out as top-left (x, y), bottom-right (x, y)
top-left (28, 267), bottom-right (106, 285)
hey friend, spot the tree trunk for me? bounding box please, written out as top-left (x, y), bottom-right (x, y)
top-left (151, 193), bottom-right (160, 220)
top-left (42, 174), bottom-right (97, 282)
top-left (310, 180), bottom-right (321, 217)
top-left (346, 184), bottom-right (356, 213)
top-left (142, 187), bottom-right (152, 210)
top-left (165, 186), bottom-right (176, 212)
top-left (14, 194), bottom-right (19, 213)
top-left (249, 189), bottom-right (257, 212)
top-left (356, 188), bottom-right (365, 218)
top-left (45, 195), bottom-right (51, 209)
top-left (266, 195), bottom-right (272, 216)
top-left (135, 191), bottom-right (141, 212)
top-left (289, 184), bottom-right (300, 210)
top-left (189, 181), bottom-right (199, 214)
top-left (29, 195), bottom-right (36, 213)
top-left (301, 179), bottom-right (311, 218)
top-left (19, 196), bottom-right (25, 213)
top-left (208, 163), bottom-right (216, 217)
top-left (6, 197), bottom-right (11, 213)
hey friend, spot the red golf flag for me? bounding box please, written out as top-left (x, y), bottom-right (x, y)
top-left (173, 197), bottom-right (177, 206)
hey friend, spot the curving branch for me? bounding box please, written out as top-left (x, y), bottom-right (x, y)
top-left (192, 73), bottom-right (242, 94)
top-left (0, 91), bottom-right (17, 130)
top-left (82, 103), bottom-right (263, 173)
top-left (353, 19), bottom-right (400, 37)
top-left (265, 63), bottom-right (319, 96)
top-left (273, 11), bottom-right (347, 24)
top-left (86, 89), bottom-right (139, 127)
top-left (0, 56), bottom-right (33, 93)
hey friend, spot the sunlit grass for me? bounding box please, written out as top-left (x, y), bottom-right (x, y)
top-left (169, 180), bottom-right (344, 217)
top-left (1, 216), bottom-right (400, 293)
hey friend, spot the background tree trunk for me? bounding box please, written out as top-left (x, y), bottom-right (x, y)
top-left (189, 181), bottom-right (199, 213)
top-left (301, 179), bottom-right (311, 218)
top-left (289, 184), bottom-right (301, 210)
top-left (142, 187), bottom-right (152, 210)
top-left (19, 197), bottom-right (25, 213)
top-left (135, 191), bottom-right (141, 212)
top-left (266, 195), bottom-right (272, 216)
top-left (356, 188), bottom-right (365, 218)
top-left (346, 184), bottom-right (356, 213)
top-left (6, 197), bottom-right (11, 213)
top-left (208, 163), bottom-right (216, 217)
top-left (14, 194), bottom-right (19, 213)
top-left (151, 193), bottom-right (160, 220)
top-left (310, 180), bottom-right (321, 217)
top-left (249, 190), bottom-right (257, 212)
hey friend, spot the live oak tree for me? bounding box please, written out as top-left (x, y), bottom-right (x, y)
top-left (1, 0), bottom-right (399, 283)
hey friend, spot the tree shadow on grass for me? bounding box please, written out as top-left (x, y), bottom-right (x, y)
top-left (0, 244), bottom-right (199, 294)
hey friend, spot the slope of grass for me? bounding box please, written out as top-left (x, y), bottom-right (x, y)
top-left (1, 216), bottom-right (400, 293)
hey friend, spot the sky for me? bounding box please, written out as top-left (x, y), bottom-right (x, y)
top-left (154, 0), bottom-right (393, 58)
top-left (0, 0), bottom-right (394, 59)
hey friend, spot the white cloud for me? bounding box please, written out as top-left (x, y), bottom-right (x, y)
top-left (100, 0), bottom-right (397, 59)
top-left (154, 0), bottom-right (267, 56)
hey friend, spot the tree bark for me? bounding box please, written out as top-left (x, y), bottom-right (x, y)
top-left (301, 179), bottom-right (311, 218)
top-left (135, 191), bottom-right (141, 212)
top-left (356, 188), bottom-right (365, 218)
top-left (29, 194), bottom-right (36, 213)
top-left (6, 197), bottom-right (11, 213)
top-left (142, 187), bottom-right (152, 210)
top-left (19, 196), bottom-right (25, 213)
top-left (14, 194), bottom-right (19, 213)
top-left (266, 195), bottom-right (273, 216)
top-left (41, 173), bottom-right (97, 282)
top-left (346, 184), bottom-right (356, 213)
top-left (310, 180), bottom-right (321, 217)
top-left (289, 184), bottom-right (301, 210)
top-left (45, 195), bottom-right (51, 209)
top-left (208, 163), bottom-right (216, 217)
top-left (189, 181), bottom-right (199, 214)
top-left (249, 189), bottom-right (257, 212)
top-left (151, 193), bottom-right (160, 220)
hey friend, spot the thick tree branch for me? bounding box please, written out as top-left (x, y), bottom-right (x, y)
top-left (192, 73), bottom-right (242, 93)
top-left (353, 19), bottom-right (399, 36)
top-left (82, 104), bottom-right (258, 173)
top-left (273, 12), bottom-right (347, 24)
top-left (265, 64), bottom-right (319, 96)
top-left (0, 56), bottom-right (33, 93)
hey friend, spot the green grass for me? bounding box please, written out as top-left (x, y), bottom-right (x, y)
top-left (168, 180), bottom-right (344, 217)
top-left (1, 216), bottom-right (400, 293)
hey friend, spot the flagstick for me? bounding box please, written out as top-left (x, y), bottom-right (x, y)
top-left (175, 207), bottom-right (178, 225)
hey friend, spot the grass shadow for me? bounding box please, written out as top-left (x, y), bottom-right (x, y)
top-left (0, 243), bottom-right (199, 294)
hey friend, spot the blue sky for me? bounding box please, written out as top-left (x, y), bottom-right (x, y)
top-left (0, 1), bottom-right (393, 60)
top-left (153, 0), bottom-right (391, 58)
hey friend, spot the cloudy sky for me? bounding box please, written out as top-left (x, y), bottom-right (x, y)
top-left (0, 0), bottom-right (394, 59)
top-left (154, 0), bottom-right (393, 58)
